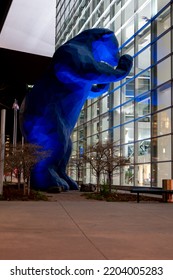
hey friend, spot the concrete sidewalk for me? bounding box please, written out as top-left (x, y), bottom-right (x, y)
top-left (0, 191), bottom-right (173, 260)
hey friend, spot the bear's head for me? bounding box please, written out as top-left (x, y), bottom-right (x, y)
top-left (71, 28), bottom-right (120, 67)
top-left (53, 28), bottom-right (132, 98)
top-left (84, 28), bottom-right (120, 67)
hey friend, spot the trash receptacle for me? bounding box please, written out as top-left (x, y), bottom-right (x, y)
top-left (162, 179), bottom-right (173, 203)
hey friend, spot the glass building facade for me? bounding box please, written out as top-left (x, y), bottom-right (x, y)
top-left (56, 0), bottom-right (173, 188)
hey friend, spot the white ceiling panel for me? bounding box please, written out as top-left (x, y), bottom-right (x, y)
top-left (0, 0), bottom-right (55, 57)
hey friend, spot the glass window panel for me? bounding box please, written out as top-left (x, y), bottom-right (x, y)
top-left (136, 116), bottom-right (151, 140)
top-left (103, 13), bottom-right (110, 26)
top-left (122, 165), bottom-right (134, 186)
top-left (91, 118), bottom-right (99, 135)
top-left (152, 109), bottom-right (171, 136)
top-left (121, 122), bottom-right (134, 144)
top-left (122, 19), bottom-right (134, 45)
top-left (123, 100), bottom-right (134, 122)
top-left (122, 40), bottom-right (135, 76)
top-left (157, 57), bottom-right (171, 86)
top-left (87, 99), bottom-right (92, 106)
top-left (136, 163), bottom-right (151, 187)
top-left (87, 121), bottom-right (91, 136)
top-left (64, 6), bottom-right (69, 18)
top-left (157, 32), bottom-right (171, 61)
top-left (138, 0), bottom-right (150, 7)
top-left (113, 170), bottom-right (120, 186)
top-left (113, 107), bottom-right (120, 127)
top-left (122, 143), bottom-right (134, 158)
top-left (157, 82), bottom-right (171, 110)
top-left (72, 141), bottom-right (77, 152)
top-left (121, 80), bottom-right (133, 109)
top-left (157, 135), bottom-right (171, 161)
top-left (126, 143), bottom-right (134, 159)
top-left (85, 163), bottom-right (91, 184)
top-left (112, 13), bottom-right (121, 33)
top-left (124, 0), bottom-right (134, 20)
top-left (137, 27), bottom-right (150, 51)
top-left (113, 126), bottom-right (120, 142)
top-left (100, 95), bottom-right (108, 114)
top-left (135, 93), bottom-right (150, 117)
top-left (113, 85), bottom-right (120, 107)
top-left (91, 134), bottom-right (99, 145)
top-left (100, 114), bottom-right (109, 132)
top-left (92, 10), bottom-right (99, 26)
top-left (87, 106), bottom-right (92, 121)
top-left (91, 102), bottom-right (97, 119)
top-left (100, 131), bottom-right (109, 143)
top-left (72, 130), bottom-right (77, 142)
top-left (135, 70), bottom-right (151, 95)
top-left (137, 1), bottom-right (151, 31)
top-left (157, 0), bottom-right (169, 11)
top-left (116, 32), bottom-right (121, 45)
top-left (152, 162), bottom-right (171, 188)
top-left (135, 75), bottom-right (150, 95)
top-left (126, 78), bottom-right (134, 98)
top-left (137, 140), bottom-right (151, 160)
top-left (157, 7), bottom-right (170, 36)
top-left (110, 0), bottom-right (121, 31)
top-left (86, 136), bottom-right (91, 147)
top-left (137, 46), bottom-right (151, 72)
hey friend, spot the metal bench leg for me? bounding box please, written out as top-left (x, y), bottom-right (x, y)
top-left (137, 193), bottom-right (140, 203)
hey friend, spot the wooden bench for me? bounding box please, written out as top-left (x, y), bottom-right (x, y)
top-left (130, 187), bottom-right (173, 203)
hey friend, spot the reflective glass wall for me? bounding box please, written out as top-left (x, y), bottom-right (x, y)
top-left (56, 0), bottom-right (173, 188)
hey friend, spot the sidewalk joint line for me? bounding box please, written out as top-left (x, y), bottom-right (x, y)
top-left (57, 201), bottom-right (108, 260)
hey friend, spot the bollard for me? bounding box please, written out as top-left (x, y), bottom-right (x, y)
top-left (162, 179), bottom-right (173, 203)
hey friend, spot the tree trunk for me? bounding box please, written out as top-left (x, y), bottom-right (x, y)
top-left (96, 172), bottom-right (100, 192)
top-left (23, 182), bottom-right (27, 196)
top-left (11, 171), bottom-right (12, 183)
top-left (108, 172), bottom-right (112, 193)
top-left (27, 176), bottom-right (31, 195)
top-left (17, 172), bottom-right (21, 190)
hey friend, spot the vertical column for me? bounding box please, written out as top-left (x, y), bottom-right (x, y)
top-left (0, 109), bottom-right (6, 195)
top-left (171, 1), bottom-right (173, 178)
top-left (150, 0), bottom-right (158, 187)
top-left (120, 0), bottom-right (124, 186)
top-left (108, 88), bottom-right (114, 142)
top-left (134, 0), bottom-right (138, 186)
top-left (12, 99), bottom-right (19, 147)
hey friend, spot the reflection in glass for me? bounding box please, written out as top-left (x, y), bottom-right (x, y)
top-left (152, 109), bottom-right (171, 137)
top-left (157, 58), bottom-right (171, 86)
top-left (136, 164), bottom-right (151, 187)
top-left (136, 116), bottom-right (151, 140)
top-left (157, 82), bottom-right (171, 111)
top-left (152, 162), bottom-right (171, 188)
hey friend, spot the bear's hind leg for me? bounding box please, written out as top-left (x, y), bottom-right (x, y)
top-left (31, 164), bottom-right (70, 191)
top-left (57, 138), bottom-right (79, 190)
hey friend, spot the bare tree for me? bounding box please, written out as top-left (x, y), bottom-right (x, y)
top-left (4, 143), bottom-right (51, 195)
top-left (102, 141), bottom-right (130, 193)
top-left (4, 144), bottom-right (22, 189)
top-left (83, 141), bottom-right (130, 193)
top-left (82, 143), bottom-right (107, 192)
top-left (68, 151), bottom-right (84, 185)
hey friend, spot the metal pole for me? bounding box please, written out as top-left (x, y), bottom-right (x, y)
top-left (0, 109), bottom-right (6, 195)
top-left (12, 99), bottom-right (19, 147)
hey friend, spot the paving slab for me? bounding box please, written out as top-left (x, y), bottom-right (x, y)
top-left (0, 191), bottom-right (173, 260)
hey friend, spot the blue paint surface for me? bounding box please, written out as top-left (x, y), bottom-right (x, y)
top-left (20, 28), bottom-right (133, 190)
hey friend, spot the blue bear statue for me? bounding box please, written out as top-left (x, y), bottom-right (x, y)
top-left (20, 28), bottom-right (133, 190)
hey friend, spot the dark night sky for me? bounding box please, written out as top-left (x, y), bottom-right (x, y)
top-left (0, 47), bottom-right (51, 141)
